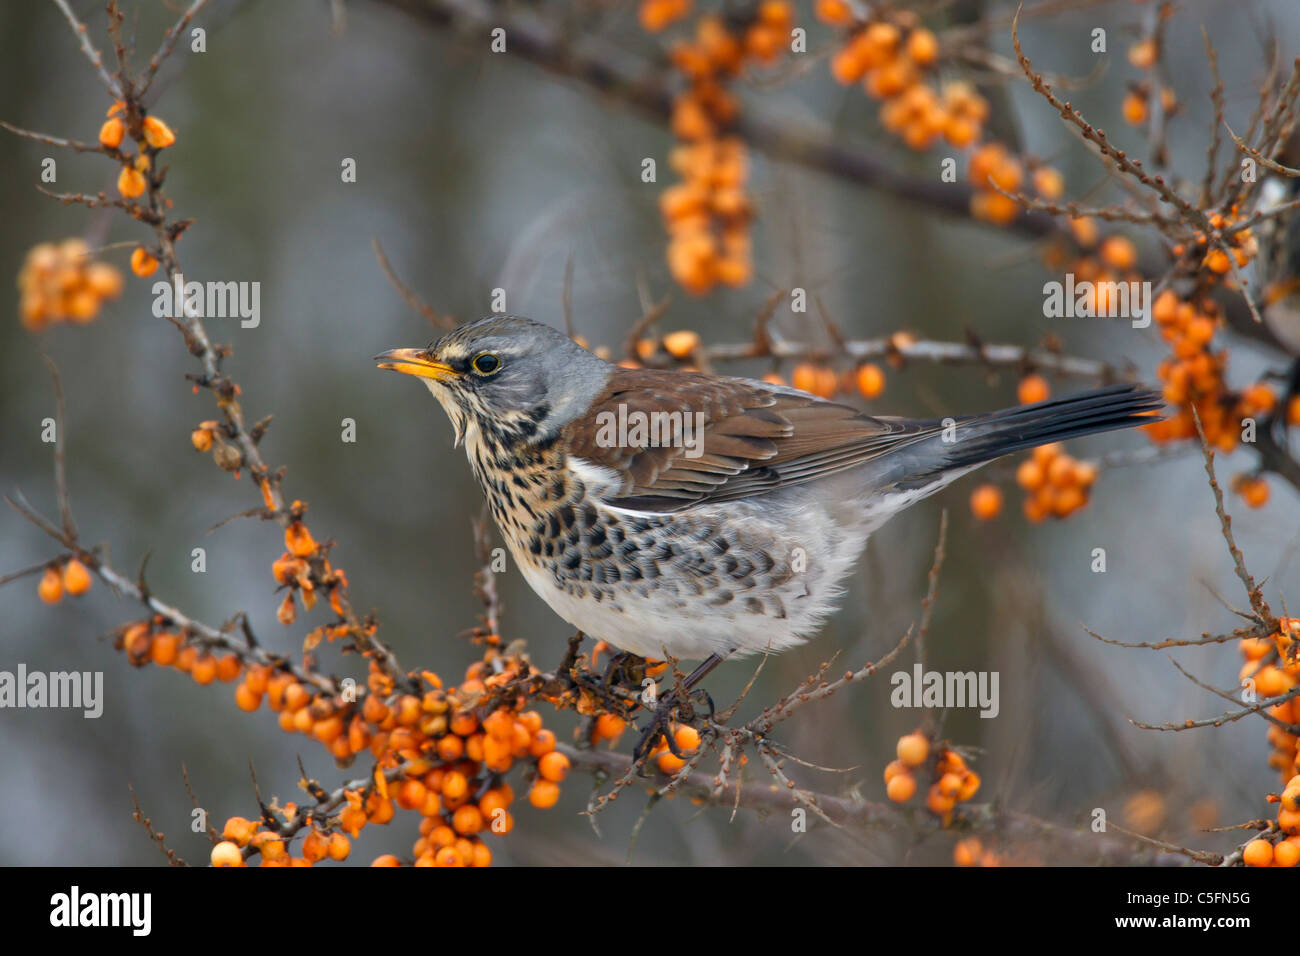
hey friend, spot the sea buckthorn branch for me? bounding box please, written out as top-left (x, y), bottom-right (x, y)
top-left (51, 0), bottom-right (123, 97)
top-left (373, 0), bottom-right (1063, 241)
top-left (1081, 412), bottom-right (1299, 865)
top-left (558, 744), bottom-right (1191, 865)
top-left (5, 0), bottom-right (410, 684)
top-left (5, 483), bottom-right (337, 697)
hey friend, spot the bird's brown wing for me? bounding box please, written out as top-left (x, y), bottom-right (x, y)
top-left (566, 367), bottom-right (936, 512)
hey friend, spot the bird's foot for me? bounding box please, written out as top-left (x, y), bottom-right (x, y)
top-left (631, 685), bottom-right (714, 765)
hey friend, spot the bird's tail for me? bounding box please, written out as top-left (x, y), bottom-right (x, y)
top-left (888, 383), bottom-right (1164, 490)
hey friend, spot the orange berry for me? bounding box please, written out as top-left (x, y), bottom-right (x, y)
top-left (210, 841), bottom-right (244, 866)
top-left (191, 654), bottom-right (218, 685)
top-left (815, 0), bottom-right (853, 26)
top-left (657, 750), bottom-right (687, 774)
top-left (1018, 373), bottom-right (1050, 405)
top-left (957, 772), bottom-right (981, 801)
top-left (117, 164), bottom-right (147, 198)
top-left (897, 731), bottom-right (929, 767)
top-left (942, 115), bottom-right (979, 149)
top-left (234, 682), bottom-right (262, 712)
top-left (830, 46), bottom-right (867, 85)
top-left (904, 28), bottom-right (938, 66)
top-left (594, 713), bottom-right (626, 740)
top-left (970, 484), bottom-right (1003, 521)
top-left (222, 816), bottom-right (257, 845)
top-left (1238, 476), bottom-right (1270, 509)
top-left (528, 780), bottom-right (561, 809)
top-left (538, 750), bottom-right (571, 782)
top-left (449, 712), bottom-right (478, 736)
top-left (1128, 39), bottom-right (1157, 69)
top-left (130, 247), bottom-right (158, 277)
top-left (674, 725), bottom-right (701, 752)
top-left (301, 830), bottom-right (329, 863)
top-left (215, 654), bottom-right (241, 682)
top-left (98, 118), bottom-right (125, 149)
top-left (142, 115), bottom-right (176, 149)
top-left (434, 846), bottom-right (463, 867)
top-left (437, 734), bottom-right (464, 762)
top-left (883, 759), bottom-right (908, 784)
top-left (1204, 249), bottom-right (1230, 274)
top-left (85, 262), bottom-right (124, 300)
top-left (529, 728), bottom-right (557, 757)
top-left (1274, 840), bottom-right (1300, 867)
top-left (442, 770), bottom-right (469, 803)
top-left (1033, 167), bottom-right (1065, 200)
top-left (663, 329), bottom-right (701, 359)
top-left (1100, 235), bottom-right (1138, 271)
top-left (1122, 91), bottom-right (1148, 125)
top-left (927, 784), bottom-right (956, 815)
top-left (1242, 838), bottom-right (1273, 867)
top-left (953, 837), bottom-right (981, 866)
top-left (371, 854), bottom-right (401, 867)
top-left (886, 772), bottom-right (916, 802)
top-left (855, 363), bottom-right (885, 399)
top-left (150, 632), bottom-right (179, 667)
top-left (327, 832), bottom-right (351, 861)
top-left (38, 567), bottom-right (63, 604)
top-left (452, 805), bottom-right (484, 835)
top-left (284, 521), bottom-right (317, 558)
top-left (1015, 459), bottom-right (1045, 492)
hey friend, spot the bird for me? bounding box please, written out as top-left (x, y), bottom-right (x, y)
top-left (377, 315), bottom-right (1161, 748)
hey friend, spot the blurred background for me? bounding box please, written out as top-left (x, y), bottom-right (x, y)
top-left (1, 0), bottom-right (1298, 865)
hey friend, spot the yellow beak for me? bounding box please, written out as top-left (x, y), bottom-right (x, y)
top-left (374, 348), bottom-right (459, 382)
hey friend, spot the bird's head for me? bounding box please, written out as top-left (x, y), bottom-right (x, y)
top-left (375, 315), bottom-right (612, 450)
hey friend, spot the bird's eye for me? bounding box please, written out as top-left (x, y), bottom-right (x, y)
top-left (471, 352), bottom-right (501, 376)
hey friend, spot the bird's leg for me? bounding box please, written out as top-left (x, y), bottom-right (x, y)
top-left (632, 650), bottom-right (731, 764)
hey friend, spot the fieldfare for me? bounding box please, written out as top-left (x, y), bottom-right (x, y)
top-left (377, 316), bottom-right (1160, 746)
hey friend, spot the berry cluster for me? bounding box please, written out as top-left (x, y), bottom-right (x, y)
top-left (1243, 772), bottom-right (1300, 866)
top-left (101, 101), bottom-right (176, 199)
top-left (36, 558), bottom-right (93, 605)
top-left (643, 723), bottom-right (703, 774)
top-left (18, 239), bottom-right (124, 332)
top-left (1015, 442), bottom-right (1098, 522)
top-left (1239, 620), bottom-right (1300, 782)
top-left (884, 731), bottom-right (981, 824)
top-left (118, 616), bottom-right (572, 866)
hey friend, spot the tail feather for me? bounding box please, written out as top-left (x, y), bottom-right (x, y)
top-left (898, 383), bottom-right (1163, 486)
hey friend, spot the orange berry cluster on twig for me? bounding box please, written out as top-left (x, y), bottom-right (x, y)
top-left (1015, 442), bottom-right (1098, 522)
top-left (655, 4), bottom-right (795, 293)
top-left (36, 558), bottom-right (93, 605)
top-left (19, 239), bottom-right (124, 331)
top-left (103, 100), bottom-right (177, 200)
top-left (1240, 619), bottom-right (1300, 783)
top-left (885, 732), bottom-right (981, 824)
top-left (1245, 772), bottom-right (1300, 866)
top-left (643, 723), bottom-right (702, 775)
top-left (784, 360), bottom-right (886, 400)
top-left (662, 138), bottom-right (752, 292)
top-left (1144, 291), bottom-right (1277, 462)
